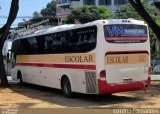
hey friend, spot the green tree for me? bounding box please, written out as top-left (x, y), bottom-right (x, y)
top-left (32, 0), bottom-right (56, 24)
top-left (33, 11), bottom-right (42, 18)
top-left (0, 0), bottom-right (19, 87)
top-left (32, 0), bottom-right (56, 18)
top-left (127, 0), bottom-right (160, 40)
top-left (114, 0), bottom-right (160, 58)
top-left (114, 0), bottom-right (157, 20)
top-left (65, 5), bottom-right (112, 24)
top-left (114, 1), bottom-right (159, 37)
top-left (40, 0), bottom-right (56, 17)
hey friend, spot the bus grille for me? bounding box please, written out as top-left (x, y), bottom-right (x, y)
top-left (85, 72), bottom-right (97, 94)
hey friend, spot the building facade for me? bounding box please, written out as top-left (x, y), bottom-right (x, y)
top-left (58, 0), bottom-right (127, 12)
top-left (56, 0), bottom-right (127, 25)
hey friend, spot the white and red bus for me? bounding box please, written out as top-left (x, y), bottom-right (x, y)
top-left (10, 19), bottom-right (150, 97)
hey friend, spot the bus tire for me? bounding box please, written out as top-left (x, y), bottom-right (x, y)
top-left (61, 77), bottom-right (73, 98)
top-left (17, 71), bottom-right (23, 85)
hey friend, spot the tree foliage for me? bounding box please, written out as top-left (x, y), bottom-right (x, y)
top-left (33, 11), bottom-right (42, 18)
top-left (40, 0), bottom-right (56, 17)
top-left (114, 0), bottom-right (157, 20)
top-left (127, 0), bottom-right (160, 41)
top-left (32, 0), bottom-right (57, 25)
top-left (115, 0), bottom-right (160, 58)
top-left (114, 0), bottom-right (160, 38)
top-left (33, 0), bottom-right (56, 17)
top-left (65, 5), bottom-right (112, 24)
top-left (0, 0), bottom-right (19, 87)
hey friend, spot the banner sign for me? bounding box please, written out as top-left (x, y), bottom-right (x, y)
top-left (104, 25), bottom-right (148, 43)
top-left (11, 19), bottom-right (49, 36)
top-left (105, 25), bottom-right (147, 37)
top-left (56, 6), bottom-right (69, 17)
top-left (61, 0), bottom-right (68, 4)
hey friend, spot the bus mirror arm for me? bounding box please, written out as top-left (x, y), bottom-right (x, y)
top-left (7, 52), bottom-right (9, 62)
top-left (7, 49), bottom-right (12, 62)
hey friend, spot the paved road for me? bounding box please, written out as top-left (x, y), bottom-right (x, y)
top-left (0, 81), bottom-right (160, 109)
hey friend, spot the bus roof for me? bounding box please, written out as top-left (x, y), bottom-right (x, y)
top-left (13, 19), bottom-right (147, 42)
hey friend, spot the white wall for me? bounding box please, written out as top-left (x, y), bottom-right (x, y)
top-left (70, 1), bottom-right (82, 8)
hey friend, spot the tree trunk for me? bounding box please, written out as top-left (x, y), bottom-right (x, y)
top-left (0, 47), bottom-right (9, 87)
top-left (0, 0), bottom-right (19, 87)
top-left (128, 0), bottom-right (160, 40)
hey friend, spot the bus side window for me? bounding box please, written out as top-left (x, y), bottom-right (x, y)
top-left (44, 35), bottom-right (53, 53)
top-left (89, 31), bottom-right (96, 43)
top-left (27, 37), bottom-right (39, 54)
top-left (63, 31), bottom-right (70, 46)
top-left (20, 39), bottom-right (33, 54)
top-left (63, 31), bottom-right (73, 52)
top-left (36, 35), bottom-right (45, 54)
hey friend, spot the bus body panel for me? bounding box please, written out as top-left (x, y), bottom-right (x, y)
top-left (11, 19), bottom-right (150, 96)
top-left (12, 65), bottom-right (97, 94)
top-left (96, 20), bottom-right (150, 94)
top-left (98, 78), bottom-right (150, 94)
top-left (12, 52), bottom-right (98, 94)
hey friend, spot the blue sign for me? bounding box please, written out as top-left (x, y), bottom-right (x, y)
top-left (104, 24), bottom-right (148, 43)
top-left (61, 0), bottom-right (68, 4)
top-left (107, 26), bottom-right (123, 37)
top-left (106, 26), bottom-right (147, 37)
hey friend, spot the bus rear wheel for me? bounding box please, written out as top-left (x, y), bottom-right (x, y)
top-left (17, 71), bottom-right (23, 85)
top-left (61, 77), bottom-right (73, 98)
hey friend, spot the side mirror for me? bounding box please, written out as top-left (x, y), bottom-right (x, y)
top-left (7, 49), bottom-right (12, 62)
top-left (7, 52), bottom-right (9, 61)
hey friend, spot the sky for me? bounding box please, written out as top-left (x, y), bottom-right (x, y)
top-left (0, 0), bottom-right (52, 27)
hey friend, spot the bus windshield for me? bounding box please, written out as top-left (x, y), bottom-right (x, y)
top-left (104, 24), bottom-right (148, 43)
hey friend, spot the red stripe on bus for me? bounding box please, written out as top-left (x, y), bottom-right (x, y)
top-left (15, 63), bottom-right (96, 70)
top-left (107, 50), bottom-right (148, 53)
top-left (105, 37), bottom-right (147, 41)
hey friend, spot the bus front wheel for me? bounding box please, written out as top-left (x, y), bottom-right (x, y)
top-left (17, 71), bottom-right (23, 85)
top-left (61, 77), bottom-right (73, 98)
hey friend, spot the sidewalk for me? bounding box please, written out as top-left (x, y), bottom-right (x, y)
top-left (151, 75), bottom-right (160, 80)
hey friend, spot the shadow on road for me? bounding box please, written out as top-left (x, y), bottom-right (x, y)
top-left (8, 83), bottom-right (147, 108)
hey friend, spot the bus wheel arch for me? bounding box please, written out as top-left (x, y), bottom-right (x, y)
top-left (17, 70), bottom-right (23, 85)
top-left (61, 75), bottom-right (73, 98)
